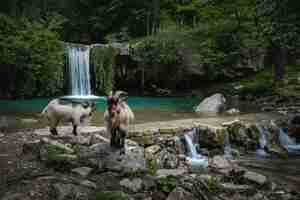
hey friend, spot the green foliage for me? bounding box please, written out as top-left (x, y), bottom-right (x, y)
top-left (91, 46), bottom-right (116, 95)
top-left (0, 14), bottom-right (64, 98)
top-left (131, 36), bottom-right (184, 89)
top-left (157, 176), bottom-right (178, 194)
top-left (206, 177), bottom-right (219, 193)
top-left (234, 70), bottom-right (274, 96)
top-left (147, 159), bottom-right (157, 176)
top-left (43, 144), bottom-right (74, 170)
top-left (94, 191), bottom-right (130, 200)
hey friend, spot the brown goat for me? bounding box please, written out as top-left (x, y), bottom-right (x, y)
top-left (104, 91), bottom-right (134, 153)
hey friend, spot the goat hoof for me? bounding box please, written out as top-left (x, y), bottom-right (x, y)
top-left (50, 129), bottom-right (58, 135)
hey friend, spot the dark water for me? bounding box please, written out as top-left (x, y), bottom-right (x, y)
top-left (238, 155), bottom-right (300, 191)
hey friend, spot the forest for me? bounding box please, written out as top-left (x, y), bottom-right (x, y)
top-left (1, 0), bottom-right (300, 98)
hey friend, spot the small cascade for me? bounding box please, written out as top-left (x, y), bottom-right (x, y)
top-left (184, 128), bottom-right (208, 168)
top-left (224, 131), bottom-right (232, 159)
top-left (270, 120), bottom-right (300, 154)
top-left (256, 124), bottom-right (269, 157)
top-left (279, 128), bottom-right (300, 154)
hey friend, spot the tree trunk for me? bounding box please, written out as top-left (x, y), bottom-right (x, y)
top-left (273, 46), bottom-right (288, 82)
top-left (152, 0), bottom-right (160, 35)
top-left (141, 67), bottom-right (145, 93)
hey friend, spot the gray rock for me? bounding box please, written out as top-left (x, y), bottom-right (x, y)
top-left (166, 187), bottom-right (195, 200)
top-left (226, 108), bottom-right (240, 115)
top-left (79, 180), bottom-right (97, 189)
top-left (91, 140), bottom-right (146, 174)
top-left (71, 167), bottom-right (93, 177)
top-left (120, 178), bottom-right (143, 192)
top-left (210, 155), bottom-right (232, 169)
top-left (156, 169), bottom-right (186, 178)
top-left (145, 145), bottom-right (161, 159)
top-left (220, 183), bottom-right (252, 192)
top-left (243, 171), bottom-right (267, 185)
top-left (22, 140), bottom-right (41, 154)
top-left (0, 132), bottom-right (4, 137)
top-left (1, 192), bottom-right (23, 200)
top-left (142, 175), bottom-right (156, 190)
top-left (21, 118), bottom-right (38, 124)
top-left (51, 183), bottom-right (91, 200)
top-left (195, 93), bottom-right (226, 114)
top-left (70, 135), bottom-right (91, 146)
top-left (90, 134), bottom-right (110, 145)
top-left (152, 191), bottom-right (167, 200)
top-left (156, 148), bottom-right (178, 169)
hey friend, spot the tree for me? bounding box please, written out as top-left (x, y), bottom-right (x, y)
top-left (258, 0), bottom-right (300, 82)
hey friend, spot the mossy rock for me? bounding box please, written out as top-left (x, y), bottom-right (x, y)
top-left (93, 191), bottom-right (130, 200)
top-left (40, 144), bottom-right (78, 170)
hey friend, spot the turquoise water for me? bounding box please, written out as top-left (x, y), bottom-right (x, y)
top-left (0, 96), bottom-right (201, 130)
top-left (0, 96), bottom-right (199, 113)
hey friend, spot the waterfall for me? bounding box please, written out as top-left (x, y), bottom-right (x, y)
top-left (60, 44), bottom-right (104, 101)
top-left (184, 129), bottom-right (208, 168)
top-left (67, 45), bottom-right (91, 96)
top-left (224, 131), bottom-right (232, 159)
top-left (256, 125), bottom-right (269, 157)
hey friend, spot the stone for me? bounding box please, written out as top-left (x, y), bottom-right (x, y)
top-left (156, 169), bottom-right (186, 178)
top-left (209, 155), bottom-right (234, 174)
top-left (79, 180), bottom-right (97, 189)
top-left (92, 140), bottom-right (146, 174)
top-left (195, 93), bottom-right (226, 114)
top-left (51, 183), bottom-right (91, 200)
top-left (221, 119), bottom-right (241, 127)
top-left (152, 191), bottom-right (167, 200)
top-left (0, 132), bottom-right (4, 137)
top-left (132, 193), bottom-right (148, 200)
top-left (90, 134), bottom-right (110, 145)
top-left (142, 175), bottom-right (156, 190)
top-left (145, 145), bottom-right (161, 159)
top-left (120, 178), bottom-right (143, 192)
top-left (173, 136), bottom-right (185, 154)
top-left (71, 167), bottom-right (93, 177)
top-left (70, 135), bottom-right (91, 146)
top-left (22, 140), bottom-right (41, 154)
top-left (1, 192), bottom-right (23, 200)
top-left (226, 108), bottom-right (240, 115)
top-left (243, 171), bottom-right (267, 185)
top-left (220, 183), bottom-right (252, 192)
top-left (21, 118), bottom-right (38, 124)
top-left (166, 187), bottom-right (195, 200)
top-left (156, 149), bottom-right (178, 169)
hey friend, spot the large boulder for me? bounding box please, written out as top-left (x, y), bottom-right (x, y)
top-left (195, 93), bottom-right (226, 114)
top-left (91, 140), bottom-right (147, 174)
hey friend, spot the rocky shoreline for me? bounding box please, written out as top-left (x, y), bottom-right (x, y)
top-left (1, 113), bottom-right (299, 200)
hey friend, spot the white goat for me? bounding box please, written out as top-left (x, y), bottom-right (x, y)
top-left (42, 99), bottom-right (96, 136)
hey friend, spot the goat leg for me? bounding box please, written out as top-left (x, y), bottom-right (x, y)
top-left (50, 128), bottom-right (58, 135)
top-left (72, 125), bottom-right (78, 136)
